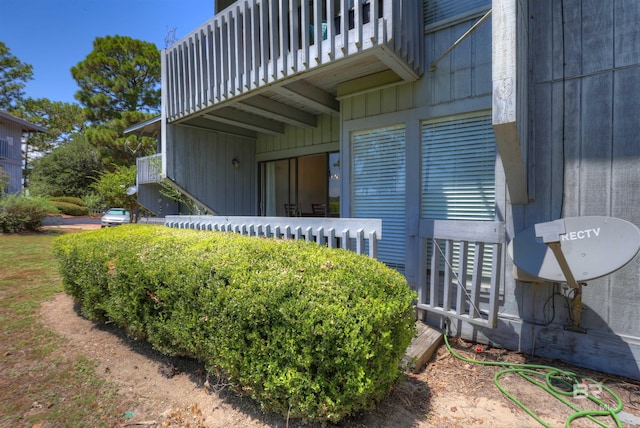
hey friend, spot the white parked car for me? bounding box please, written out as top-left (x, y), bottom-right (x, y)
top-left (101, 208), bottom-right (131, 227)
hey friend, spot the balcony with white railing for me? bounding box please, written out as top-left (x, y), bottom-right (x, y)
top-left (136, 154), bottom-right (162, 184)
top-left (164, 0), bottom-right (423, 132)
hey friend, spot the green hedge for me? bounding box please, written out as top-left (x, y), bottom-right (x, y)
top-left (0, 195), bottom-right (59, 233)
top-left (50, 201), bottom-right (90, 216)
top-left (50, 196), bottom-right (86, 206)
top-left (52, 225), bottom-right (416, 423)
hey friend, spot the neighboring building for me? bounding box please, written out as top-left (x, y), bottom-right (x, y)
top-left (132, 0), bottom-right (640, 380)
top-left (0, 111), bottom-right (47, 195)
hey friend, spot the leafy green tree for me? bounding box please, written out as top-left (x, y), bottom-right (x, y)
top-left (29, 136), bottom-right (103, 198)
top-left (12, 98), bottom-right (86, 152)
top-left (85, 111), bottom-right (157, 168)
top-left (71, 35), bottom-right (160, 123)
top-left (90, 164), bottom-right (136, 212)
top-left (0, 41), bottom-right (33, 110)
top-left (11, 98), bottom-right (88, 188)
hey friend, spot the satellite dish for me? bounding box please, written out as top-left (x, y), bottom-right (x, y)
top-left (508, 216), bottom-right (640, 282)
top-left (126, 185), bottom-right (138, 196)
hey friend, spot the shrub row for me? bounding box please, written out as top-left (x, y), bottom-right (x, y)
top-left (50, 196), bottom-right (85, 206)
top-left (50, 200), bottom-right (90, 216)
top-left (52, 225), bottom-right (417, 423)
top-left (0, 195), bottom-right (58, 233)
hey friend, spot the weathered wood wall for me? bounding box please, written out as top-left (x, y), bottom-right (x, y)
top-left (503, 0), bottom-right (640, 378)
top-left (167, 124), bottom-right (257, 215)
top-left (256, 114), bottom-right (339, 161)
top-left (339, 1), bottom-right (640, 379)
top-left (0, 119), bottom-right (24, 194)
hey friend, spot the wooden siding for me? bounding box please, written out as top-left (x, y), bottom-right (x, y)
top-left (0, 120), bottom-right (24, 194)
top-left (256, 113), bottom-right (339, 159)
top-left (337, 0), bottom-right (640, 379)
top-left (137, 183), bottom-right (180, 217)
top-left (166, 124), bottom-right (257, 215)
top-left (494, 0), bottom-right (640, 379)
top-left (342, 11), bottom-right (492, 121)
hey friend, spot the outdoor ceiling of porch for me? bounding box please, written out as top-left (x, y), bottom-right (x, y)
top-left (164, 0), bottom-right (424, 137)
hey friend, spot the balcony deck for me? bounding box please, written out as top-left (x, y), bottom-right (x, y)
top-left (163, 0), bottom-right (423, 135)
top-left (136, 154), bottom-right (162, 185)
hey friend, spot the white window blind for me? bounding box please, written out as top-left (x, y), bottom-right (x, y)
top-left (424, 0), bottom-right (491, 26)
top-left (421, 114), bottom-right (496, 280)
top-left (352, 124), bottom-right (406, 271)
top-left (421, 114), bottom-right (495, 220)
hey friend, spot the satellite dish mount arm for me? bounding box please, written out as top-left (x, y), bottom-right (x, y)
top-left (535, 220), bottom-right (587, 333)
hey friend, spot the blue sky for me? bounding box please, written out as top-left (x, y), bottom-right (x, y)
top-left (1, 0), bottom-right (216, 104)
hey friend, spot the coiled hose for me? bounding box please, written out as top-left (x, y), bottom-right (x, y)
top-left (443, 328), bottom-right (624, 427)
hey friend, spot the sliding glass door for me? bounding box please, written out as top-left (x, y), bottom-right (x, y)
top-left (259, 152), bottom-right (339, 217)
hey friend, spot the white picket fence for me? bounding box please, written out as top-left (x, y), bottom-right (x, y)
top-left (162, 215), bottom-right (382, 258)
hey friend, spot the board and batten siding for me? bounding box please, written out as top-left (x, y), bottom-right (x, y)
top-left (340, 0), bottom-right (640, 379)
top-left (167, 124), bottom-right (257, 215)
top-left (498, 0), bottom-right (640, 379)
top-left (0, 120), bottom-right (24, 194)
top-left (255, 114), bottom-right (339, 161)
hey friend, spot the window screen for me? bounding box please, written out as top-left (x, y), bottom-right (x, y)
top-left (352, 124), bottom-right (406, 271)
top-left (424, 0), bottom-right (491, 26)
top-left (421, 113), bottom-right (496, 281)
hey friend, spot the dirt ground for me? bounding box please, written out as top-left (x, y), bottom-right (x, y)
top-left (39, 293), bottom-right (640, 428)
top-left (39, 224), bottom-right (640, 427)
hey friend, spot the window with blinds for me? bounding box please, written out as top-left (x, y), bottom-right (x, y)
top-left (352, 124), bottom-right (406, 272)
top-left (0, 138), bottom-right (9, 158)
top-left (421, 113), bottom-right (496, 281)
top-left (424, 0), bottom-right (491, 26)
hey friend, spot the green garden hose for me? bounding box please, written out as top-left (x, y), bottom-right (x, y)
top-left (443, 329), bottom-right (624, 427)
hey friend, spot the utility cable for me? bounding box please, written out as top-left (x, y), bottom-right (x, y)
top-left (443, 322), bottom-right (624, 427)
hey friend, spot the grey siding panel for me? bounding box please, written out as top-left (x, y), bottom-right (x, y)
top-left (256, 114), bottom-right (339, 156)
top-left (0, 121), bottom-right (25, 194)
top-left (520, 0), bottom-right (640, 377)
top-left (562, 0), bottom-right (583, 78)
top-left (612, 67), bottom-right (640, 224)
top-left (581, 0), bottom-right (613, 74)
top-left (451, 24), bottom-right (472, 100)
top-left (609, 66), bottom-right (640, 335)
top-left (531, 0), bottom-right (553, 82)
top-left (138, 183), bottom-right (179, 217)
top-left (615, 0), bottom-right (640, 67)
top-left (473, 20), bottom-right (492, 96)
top-left (431, 30), bottom-right (453, 103)
top-left (169, 125), bottom-right (256, 215)
top-left (579, 73), bottom-right (613, 216)
top-left (426, 16), bottom-right (493, 106)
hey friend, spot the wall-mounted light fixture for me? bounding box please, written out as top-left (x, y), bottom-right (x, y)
top-left (232, 158), bottom-right (240, 169)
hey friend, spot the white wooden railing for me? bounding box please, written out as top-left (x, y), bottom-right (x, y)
top-left (164, 0), bottom-right (422, 120)
top-left (136, 154), bottom-right (162, 184)
top-left (164, 215), bottom-right (381, 258)
top-left (416, 219), bottom-right (505, 328)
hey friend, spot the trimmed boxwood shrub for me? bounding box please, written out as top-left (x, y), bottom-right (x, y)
top-left (52, 225), bottom-right (416, 423)
top-left (0, 195), bottom-right (59, 233)
top-left (50, 196), bottom-right (86, 206)
top-left (50, 201), bottom-right (90, 216)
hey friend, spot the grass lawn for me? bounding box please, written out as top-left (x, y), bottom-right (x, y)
top-left (0, 230), bottom-right (130, 427)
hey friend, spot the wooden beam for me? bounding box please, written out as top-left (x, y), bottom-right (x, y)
top-left (182, 116), bottom-right (257, 138)
top-left (202, 108), bottom-right (285, 135)
top-left (274, 80), bottom-right (340, 115)
top-left (403, 322), bottom-right (443, 373)
top-left (336, 69), bottom-right (403, 98)
top-left (237, 95), bottom-right (317, 128)
top-left (493, 0), bottom-right (529, 204)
